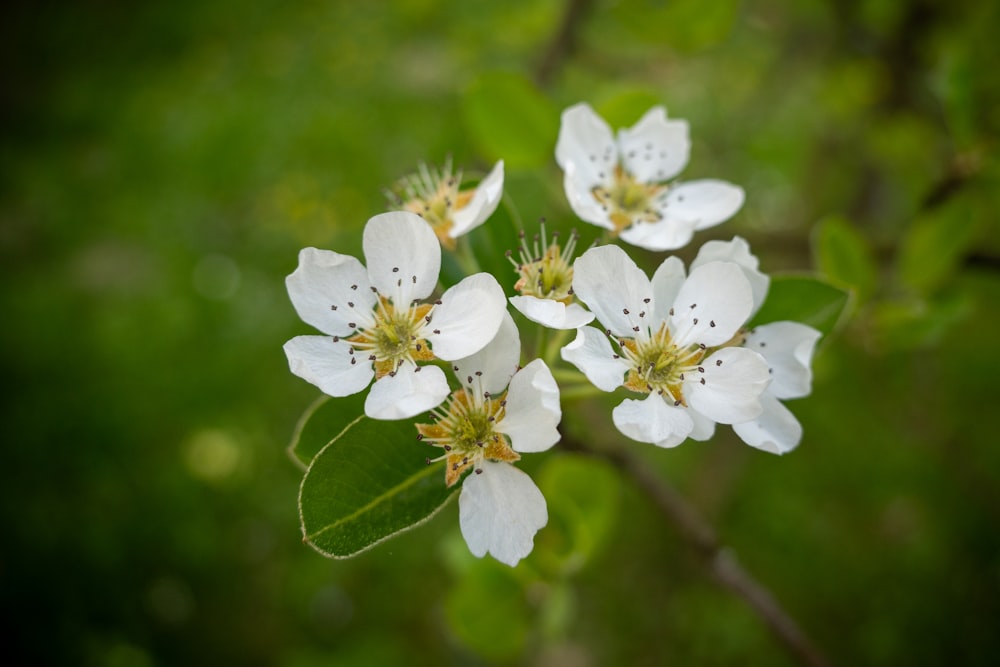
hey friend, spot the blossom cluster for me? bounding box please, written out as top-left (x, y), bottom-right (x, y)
top-left (284, 102), bottom-right (820, 566)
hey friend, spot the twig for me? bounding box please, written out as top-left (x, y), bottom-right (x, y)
top-left (564, 435), bottom-right (833, 667)
top-left (535, 0), bottom-right (593, 88)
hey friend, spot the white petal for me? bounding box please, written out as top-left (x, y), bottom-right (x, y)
top-left (691, 236), bottom-right (769, 316)
top-left (283, 335), bottom-right (374, 397)
top-left (650, 255), bottom-right (686, 324)
top-left (497, 359), bottom-right (561, 453)
top-left (732, 393), bottom-right (803, 454)
top-left (559, 326), bottom-right (628, 392)
top-left (572, 244), bottom-right (652, 337)
top-left (618, 215), bottom-right (698, 252)
top-left (509, 295), bottom-right (594, 330)
top-left (688, 409), bottom-right (717, 441)
top-left (286, 248), bottom-right (377, 336)
top-left (450, 160), bottom-right (505, 237)
top-left (612, 394), bottom-right (694, 448)
top-left (425, 273), bottom-right (506, 360)
top-left (563, 162), bottom-right (615, 230)
top-left (452, 311), bottom-right (521, 396)
top-left (616, 106), bottom-right (690, 183)
top-left (670, 261), bottom-right (753, 347)
top-left (744, 322), bottom-right (821, 400)
top-left (364, 364), bottom-right (449, 420)
top-left (555, 103), bottom-right (617, 185)
top-left (459, 461), bottom-right (548, 567)
top-left (685, 347), bottom-right (770, 424)
top-left (363, 211), bottom-right (441, 305)
top-left (663, 180), bottom-right (745, 232)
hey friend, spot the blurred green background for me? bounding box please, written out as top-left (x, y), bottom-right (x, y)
top-left (3, 0), bottom-right (999, 665)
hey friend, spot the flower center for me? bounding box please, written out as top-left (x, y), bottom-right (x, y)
top-left (592, 165), bottom-right (665, 233)
top-left (390, 160), bottom-right (474, 248)
top-left (346, 296), bottom-right (436, 378)
top-left (509, 225), bottom-right (579, 303)
top-left (417, 388), bottom-right (520, 486)
top-left (618, 323), bottom-right (707, 406)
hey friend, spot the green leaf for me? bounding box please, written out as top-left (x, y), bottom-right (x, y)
top-left (611, 0), bottom-right (740, 52)
top-left (750, 275), bottom-right (852, 337)
top-left (897, 199), bottom-right (977, 295)
top-left (462, 71), bottom-right (559, 170)
top-left (814, 215), bottom-right (878, 303)
top-left (287, 392), bottom-right (367, 469)
top-left (533, 454), bottom-right (621, 575)
top-left (444, 559), bottom-right (531, 662)
top-left (299, 415), bottom-right (457, 559)
top-left (597, 88), bottom-right (664, 129)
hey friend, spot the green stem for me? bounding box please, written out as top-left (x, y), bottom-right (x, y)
top-left (558, 384), bottom-right (607, 401)
top-left (542, 328), bottom-right (572, 367)
top-left (551, 367), bottom-right (588, 384)
top-left (453, 235), bottom-right (482, 275)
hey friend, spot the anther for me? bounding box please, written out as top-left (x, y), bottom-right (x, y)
top-left (332, 336), bottom-right (340, 342)
top-left (350, 284), bottom-right (358, 290)
top-left (347, 301), bottom-right (354, 307)
top-left (330, 305), bottom-right (338, 310)
top-left (632, 326), bottom-right (640, 332)
top-left (639, 311), bottom-right (645, 318)
top-left (444, 445), bottom-right (452, 451)
top-left (716, 359), bottom-right (722, 366)
top-left (416, 434), bottom-right (424, 440)
top-left (690, 303), bottom-right (697, 309)
top-left (435, 299), bottom-right (442, 305)
top-left (700, 378), bottom-right (706, 384)
top-left (350, 358), bottom-right (356, 365)
top-left (698, 366), bottom-right (704, 373)
top-left (467, 376), bottom-right (473, 384)
top-left (392, 267), bottom-right (399, 273)
top-left (411, 275), bottom-right (417, 284)
top-left (348, 322), bottom-right (357, 328)
top-left (623, 308), bottom-right (630, 315)
top-left (475, 469), bottom-right (483, 475)
top-left (710, 320), bottom-right (716, 327)
top-left (669, 308), bottom-right (675, 316)
top-left (693, 318), bottom-right (698, 325)
top-left (433, 329), bottom-right (440, 334)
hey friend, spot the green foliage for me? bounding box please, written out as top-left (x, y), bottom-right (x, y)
top-left (462, 71), bottom-right (559, 170)
top-left (288, 393), bottom-right (367, 468)
top-left (445, 559), bottom-right (532, 662)
top-left (814, 215), bottom-right (878, 303)
top-left (751, 275), bottom-right (852, 336)
top-left (897, 199), bottom-right (978, 295)
top-left (299, 414), bottom-right (457, 558)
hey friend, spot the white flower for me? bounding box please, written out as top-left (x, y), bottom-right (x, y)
top-left (694, 238), bottom-right (821, 454)
top-left (560, 244), bottom-right (771, 448)
top-left (555, 103), bottom-right (744, 251)
top-left (283, 211), bottom-right (507, 420)
top-left (507, 225), bottom-right (595, 330)
top-left (389, 158), bottom-right (504, 249)
top-left (417, 313), bottom-right (561, 566)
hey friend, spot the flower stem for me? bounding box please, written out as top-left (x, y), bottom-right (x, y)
top-left (560, 434), bottom-right (834, 667)
top-left (542, 328), bottom-right (572, 367)
top-left (453, 236), bottom-right (482, 275)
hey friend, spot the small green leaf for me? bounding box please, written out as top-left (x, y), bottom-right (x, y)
top-left (814, 215), bottom-right (878, 303)
top-left (597, 88), bottom-right (664, 129)
top-left (287, 392), bottom-right (367, 468)
top-left (750, 275), bottom-right (852, 337)
top-left (462, 72), bottom-right (559, 170)
top-left (897, 199), bottom-right (977, 295)
top-left (299, 415), bottom-right (457, 559)
top-left (445, 559), bottom-right (531, 662)
top-left (533, 454), bottom-right (621, 575)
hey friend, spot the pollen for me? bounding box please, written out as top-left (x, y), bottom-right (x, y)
top-left (618, 322), bottom-right (707, 406)
top-left (389, 158), bottom-right (474, 249)
top-left (509, 223), bottom-right (579, 303)
top-left (346, 296), bottom-right (436, 379)
top-left (417, 388), bottom-right (519, 487)
top-left (591, 164), bottom-right (666, 233)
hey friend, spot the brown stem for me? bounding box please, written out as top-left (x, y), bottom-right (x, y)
top-left (564, 436), bottom-right (833, 667)
top-left (535, 0), bottom-right (593, 89)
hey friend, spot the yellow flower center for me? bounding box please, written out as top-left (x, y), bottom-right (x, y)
top-left (592, 165), bottom-right (666, 233)
top-left (618, 323), bottom-right (707, 406)
top-left (417, 388), bottom-right (519, 487)
top-left (344, 296), bottom-right (436, 378)
top-left (391, 161), bottom-right (474, 249)
top-left (509, 226), bottom-right (579, 303)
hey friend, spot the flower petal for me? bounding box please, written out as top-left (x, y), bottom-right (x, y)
top-left (459, 461), bottom-right (548, 567)
top-left (363, 211), bottom-right (441, 305)
top-left (732, 393), bottom-right (803, 454)
top-left (669, 261), bottom-right (753, 347)
top-left (452, 311), bottom-right (521, 396)
top-left (617, 106), bottom-right (690, 183)
top-left (689, 409), bottom-right (717, 441)
top-left (685, 347), bottom-right (770, 424)
top-left (451, 160), bottom-right (505, 237)
top-left (618, 215), bottom-right (698, 252)
top-left (364, 364), bottom-right (449, 420)
top-left (425, 273), bottom-right (506, 360)
top-left (560, 326), bottom-right (628, 392)
top-left (497, 359), bottom-right (561, 453)
top-left (286, 248), bottom-right (377, 336)
top-left (555, 103), bottom-right (617, 186)
top-left (692, 236), bottom-right (769, 316)
top-left (572, 244), bottom-right (652, 337)
top-left (744, 322), bottom-right (821, 400)
top-left (283, 335), bottom-right (374, 397)
top-left (650, 255), bottom-right (686, 324)
top-left (509, 295), bottom-right (595, 330)
top-left (662, 179), bottom-right (745, 231)
top-left (612, 394), bottom-right (694, 448)
top-left (562, 162), bottom-right (615, 230)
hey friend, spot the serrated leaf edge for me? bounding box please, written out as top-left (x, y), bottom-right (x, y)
top-left (286, 393), bottom-right (333, 470)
